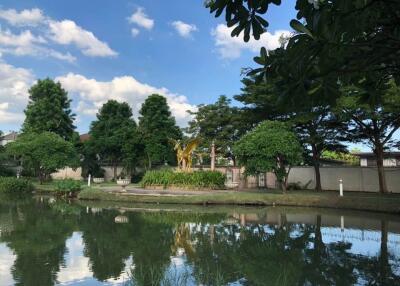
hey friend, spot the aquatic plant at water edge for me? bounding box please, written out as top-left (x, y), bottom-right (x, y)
top-left (55, 179), bottom-right (82, 196)
top-left (0, 177), bottom-right (34, 193)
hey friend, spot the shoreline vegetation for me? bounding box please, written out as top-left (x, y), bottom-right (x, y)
top-left (77, 188), bottom-right (400, 214)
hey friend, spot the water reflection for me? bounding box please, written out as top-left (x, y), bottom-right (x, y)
top-left (0, 196), bottom-right (399, 286)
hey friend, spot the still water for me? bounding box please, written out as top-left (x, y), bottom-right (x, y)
top-left (0, 196), bottom-right (399, 286)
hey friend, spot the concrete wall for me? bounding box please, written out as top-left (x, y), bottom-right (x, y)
top-left (52, 166), bottom-right (127, 181)
top-left (288, 166), bottom-right (400, 193)
top-left (102, 166), bottom-right (124, 181)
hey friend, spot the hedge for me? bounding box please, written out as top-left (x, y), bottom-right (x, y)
top-left (140, 170), bottom-right (226, 190)
top-left (0, 177), bottom-right (34, 194)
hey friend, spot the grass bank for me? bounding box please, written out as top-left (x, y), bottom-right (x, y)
top-left (78, 189), bottom-right (400, 214)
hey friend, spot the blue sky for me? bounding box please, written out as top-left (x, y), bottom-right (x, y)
top-left (0, 0), bottom-right (296, 133)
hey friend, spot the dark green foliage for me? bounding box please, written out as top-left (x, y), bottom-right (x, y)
top-left (140, 170), bottom-right (226, 190)
top-left (209, 1), bottom-right (400, 88)
top-left (22, 78), bottom-right (76, 141)
top-left (206, 0), bottom-right (277, 42)
top-left (78, 140), bottom-right (104, 179)
top-left (0, 177), bottom-right (34, 193)
top-left (89, 100), bottom-right (140, 179)
top-left (139, 94), bottom-right (182, 168)
top-left (91, 167), bottom-right (105, 178)
top-left (186, 95), bottom-right (249, 165)
top-left (0, 167), bottom-right (15, 177)
top-left (6, 132), bottom-right (79, 183)
top-left (234, 121), bottom-right (303, 191)
top-left (54, 179), bottom-right (82, 196)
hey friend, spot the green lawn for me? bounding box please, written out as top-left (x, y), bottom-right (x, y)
top-left (33, 180), bottom-right (139, 193)
top-left (78, 188), bottom-right (400, 214)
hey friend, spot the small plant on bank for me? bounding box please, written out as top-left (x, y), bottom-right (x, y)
top-left (55, 179), bottom-right (82, 197)
top-left (140, 170), bottom-right (226, 190)
top-left (0, 177), bottom-right (34, 194)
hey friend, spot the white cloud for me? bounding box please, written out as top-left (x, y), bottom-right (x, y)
top-left (0, 8), bottom-right (117, 60)
top-left (128, 7), bottom-right (154, 30)
top-left (0, 28), bottom-right (46, 51)
top-left (171, 21), bottom-right (198, 38)
top-left (0, 60), bottom-right (34, 124)
top-left (211, 24), bottom-right (291, 59)
top-left (48, 20), bottom-right (117, 57)
top-left (0, 8), bottom-right (45, 26)
top-left (131, 28), bottom-right (140, 38)
top-left (56, 73), bottom-right (196, 126)
top-left (0, 28), bottom-right (76, 62)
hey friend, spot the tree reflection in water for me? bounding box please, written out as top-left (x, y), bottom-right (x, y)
top-left (0, 197), bottom-right (399, 286)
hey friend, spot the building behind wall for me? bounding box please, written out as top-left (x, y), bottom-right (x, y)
top-left (355, 152), bottom-right (400, 167)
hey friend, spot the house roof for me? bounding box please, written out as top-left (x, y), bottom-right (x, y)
top-left (0, 131), bottom-right (18, 141)
top-left (353, 152), bottom-right (400, 158)
top-left (79, 133), bottom-right (90, 142)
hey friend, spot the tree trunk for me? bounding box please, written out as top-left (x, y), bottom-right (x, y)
top-left (281, 180), bottom-right (287, 192)
top-left (210, 142), bottom-right (216, 171)
top-left (39, 172), bottom-right (44, 185)
top-left (147, 153), bottom-right (152, 170)
top-left (375, 145), bottom-right (388, 193)
top-left (311, 144), bottom-right (322, 192)
top-left (113, 163), bottom-right (117, 180)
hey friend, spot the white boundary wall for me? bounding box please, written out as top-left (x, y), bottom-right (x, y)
top-left (288, 166), bottom-right (400, 193)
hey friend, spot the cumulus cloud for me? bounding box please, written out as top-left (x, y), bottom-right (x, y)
top-left (56, 73), bottom-right (195, 127)
top-left (131, 28), bottom-right (140, 38)
top-left (0, 8), bottom-right (117, 61)
top-left (128, 7), bottom-right (154, 30)
top-left (48, 20), bottom-right (117, 57)
top-left (0, 28), bottom-right (76, 62)
top-left (0, 8), bottom-right (45, 26)
top-left (171, 21), bottom-right (198, 38)
top-left (211, 24), bottom-right (291, 59)
top-left (0, 60), bottom-right (34, 124)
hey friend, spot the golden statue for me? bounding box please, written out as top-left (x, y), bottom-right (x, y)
top-left (172, 138), bottom-right (201, 171)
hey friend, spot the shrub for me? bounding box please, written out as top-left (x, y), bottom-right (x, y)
top-left (0, 177), bottom-right (34, 194)
top-left (92, 167), bottom-right (105, 178)
top-left (0, 166), bottom-right (16, 177)
top-left (140, 170), bottom-right (226, 190)
top-left (55, 179), bottom-right (82, 197)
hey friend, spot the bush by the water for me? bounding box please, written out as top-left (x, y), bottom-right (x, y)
top-left (140, 170), bottom-right (226, 189)
top-left (0, 177), bottom-right (34, 194)
top-left (55, 179), bottom-right (82, 196)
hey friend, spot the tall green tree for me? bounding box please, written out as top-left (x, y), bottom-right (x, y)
top-left (337, 78), bottom-right (400, 193)
top-left (237, 76), bottom-right (347, 191)
top-left (6, 132), bottom-right (79, 183)
top-left (234, 121), bottom-right (303, 191)
top-left (88, 100), bottom-right (139, 179)
top-left (22, 78), bottom-right (76, 141)
top-left (138, 94), bottom-right (182, 168)
top-left (186, 96), bottom-right (249, 165)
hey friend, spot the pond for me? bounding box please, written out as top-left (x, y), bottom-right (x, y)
top-left (0, 196), bottom-right (399, 286)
